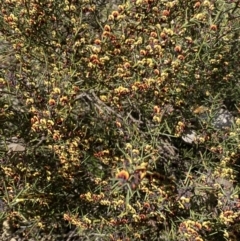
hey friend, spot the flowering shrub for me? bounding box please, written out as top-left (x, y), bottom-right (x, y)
top-left (0, 0), bottom-right (240, 240)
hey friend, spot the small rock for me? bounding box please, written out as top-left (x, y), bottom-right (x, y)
top-left (7, 143), bottom-right (25, 152)
top-left (2, 220), bottom-right (12, 232)
top-left (182, 130), bottom-right (197, 144)
top-left (10, 238), bottom-right (17, 241)
top-left (182, 107), bottom-right (234, 144)
top-left (212, 108), bottom-right (233, 129)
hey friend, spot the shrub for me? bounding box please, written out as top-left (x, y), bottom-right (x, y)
top-left (0, 0), bottom-right (240, 240)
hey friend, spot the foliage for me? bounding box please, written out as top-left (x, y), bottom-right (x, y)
top-left (0, 0), bottom-right (240, 240)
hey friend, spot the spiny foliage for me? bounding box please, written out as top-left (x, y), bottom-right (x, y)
top-left (0, 0), bottom-right (240, 240)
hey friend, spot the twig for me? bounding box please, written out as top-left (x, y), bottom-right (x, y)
top-left (74, 90), bottom-right (143, 124)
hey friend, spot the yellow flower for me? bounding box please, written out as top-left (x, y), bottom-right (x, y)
top-left (125, 143), bottom-right (132, 150)
top-left (193, 105), bottom-right (209, 114)
top-left (52, 87), bottom-right (61, 94)
top-left (153, 115), bottom-right (161, 123)
top-left (114, 86), bottom-right (129, 94)
top-left (236, 118), bottom-right (240, 126)
top-left (99, 95), bottom-right (107, 102)
top-left (26, 98), bottom-right (34, 105)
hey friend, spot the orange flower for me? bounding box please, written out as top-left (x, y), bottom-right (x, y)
top-left (162, 10), bottom-right (170, 16)
top-left (153, 105), bottom-right (161, 113)
top-left (174, 45), bottom-right (182, 52)
top-left (123, 62), bottom-right (131, 68)
top-left (94, 39), bottom-right (101, 45)
top-left (48, 99), bottom-right (56, 106)
top-left (177, 55), bottom-right (185, 60)
top-left (116, 170), bottom-right (129, 180)
top-left (150, 31), bottom-right (158, 38)
top-left (104, 25), bottom-right (111, 32)
top-left (210, 24), bottom-right (217, 31)
top-left (112, 11), bottom-right (119, 18)
top-left (114, 48), bottom-right (121, 55)
top-left (194, 2), bottom-right (201, 8)
top-left (160, 32), bottom-right (167, 39)
top-left (140, 49), bottom-right (147, 55)
top-left (90, 54), bottom-right (98, 61)
top-left (115, 121), bottom-right (122, 128)
top-left (60, 96), bottom-right (68, 104)
top-left (154, 69), bottom-right (160, 75)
